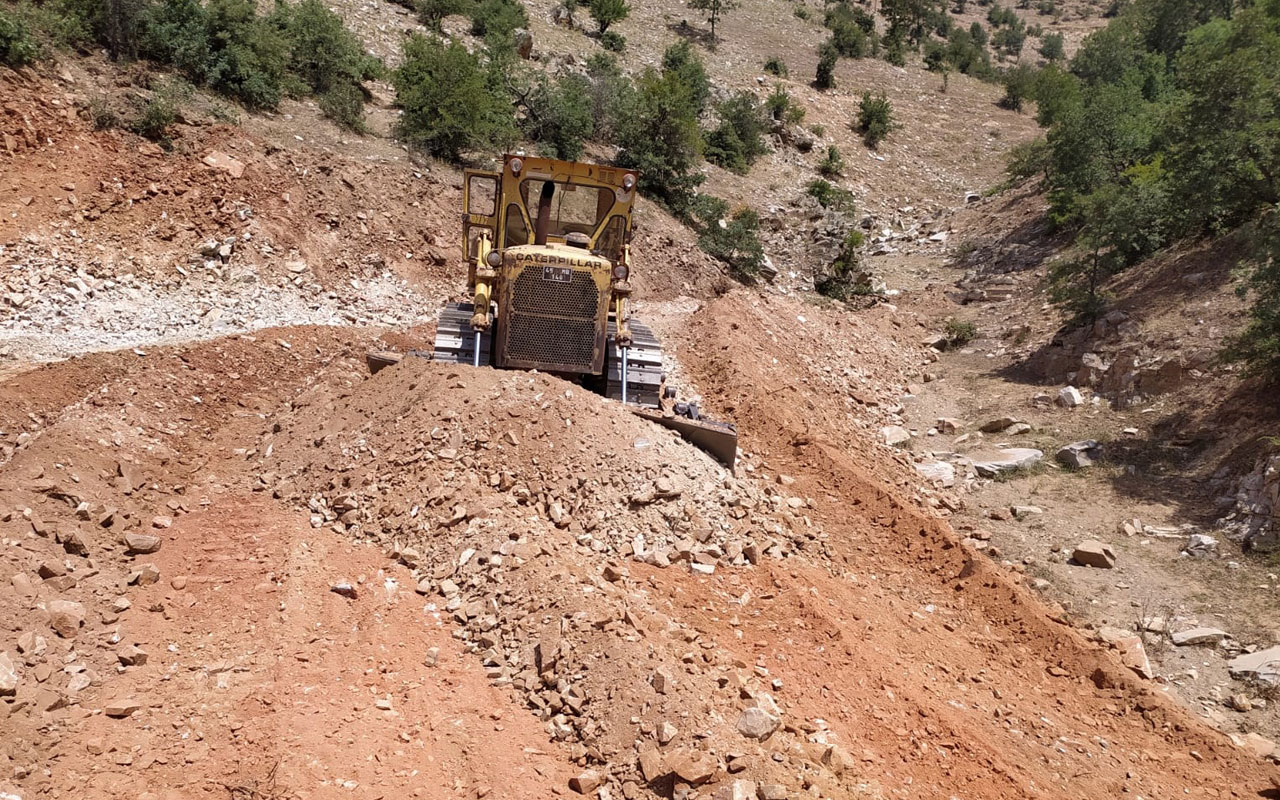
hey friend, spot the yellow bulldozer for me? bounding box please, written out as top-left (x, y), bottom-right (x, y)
top-left (370, 154), bottom-right (738, 467)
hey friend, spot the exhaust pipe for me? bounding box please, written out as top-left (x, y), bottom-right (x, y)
top-left (534, 181), bottom-right (555, 246)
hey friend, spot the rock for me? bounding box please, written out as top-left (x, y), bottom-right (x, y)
top-left (637, 747), bottom-right (666, 783)
top-left (1242, 733), bottom-right (1277, 758)
top-left (972, 448), bottom-right (1043, 477)
top-left (1006, 422), bottom-right (1033, 435)
top-left (758, 784), bottom-right (787, 800)
top-left (118, 645), bottom-right (148, 666)
top-left (713, 780), bottom-right (757, 800)
top-left (1230, 693), bottom-right (1252, 712)
top-left (130, 564), bottom-right (161, 585)
top-left (1097, 628), bottom-right (1152, 678)
top-left (0, 651), bottom-right (17, 696)
top-left (202, 150), bottom-right (245, 179)
top-left (1228, 646), bottom-right (1280, 685)
top-left (1171, 627), bottom-right (1228, 646)
top-left (124, 532), bottom-right (162, 554)
top-left (513, 28), bottom-right (533, 58)
top-left (1056, 440), bottom-right (1102, 469)
top-left (881, 425), bottom-right (912, 446)
top-left (914, 460), bottom-right (955, 488)
top-left (569, 770), bottom-right (601, 794)
top-left (652, 667), bottom-right (672, 694)
top-left (1010, 505), bottom-right (1043, 519)
top-left (1071, 540), bottom-right (1116, 569)
top-left (937, 417), bottom-right (963, 434)
top-left (1057, 386), bottom-right (1084, 407)
top-left (47, 599), bottom-right (86, 637)
top-left (330, 582), bottom-right (358, 599)
top-left (666, 749), bottom-right (716, 785)
top-left (980, 416), bottom-right (1019, 433)
top-left (104, 698), bottom-right (142, 718)
top-left (736, 707), bottom-right (780, 740)
top-left (658, 720), bottom-right (678, 745)
top-left (425, 647), bottom-right (440, 667)
top-left (1181, 534), bottom-right (1219, 558)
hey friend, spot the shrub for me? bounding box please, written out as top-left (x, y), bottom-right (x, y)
top-left (393, 34), bottom-right (516, 160)
top-left (276, 0), bottom-right (381, 130)
top-left (140, 0), bottom-right (213, 81)
top-left (692, 195), bottom-right (765, 282)
top-left (661, 40), bottom-right (710, 115)
top-left (882, 33), bottom-right (909, 66)
top-left (794, 5), bottom-right (810, 20)
top-left (415, 0), bottom-right (472, 31)
top-left (88, 96), bottom-right (120, 129)
top-left (521, 73), bottom-right (594, 159)
top-left (763, 56), bottom-right (787, 77)
top-left (1004, 136), bottom-right (1051, 181)
top-left (600, 30), bottom-right (625, 51)
top-left (814, 39), bottom-right (838, 89)
top-left (615, 66), bottom-right (704, 214)
top-left (815, 230), bottom-right (870, 300)
top-left (706, 90), bottom-right (768, 174)
top-left (200, 0), bottom-right (290, 109)
top-left (585, 51), bottom-right (631, 140)
top-left (0, 7), bottom-right (41, 67)
top-left (1226, 213), bottom-right (1280, 380)
top-left (998, 63), bottom-right (1037, 111)
top-left (1039, 31), bottom-right (1064, 61)
top-left (587, 0), bottom-right (629, 33)
top-left (856, 91), bottom-right (895, 148)
top-left (806, 178), bottom-right (855, 210)
top-left (764, 84), bottom-right (804, 125)
top-left (818, 145), bottom-right (844, 177)
top-left (943, 318), bottom-right (978, 346)
top-left (470, 0), bottom-right (527, 39)
top-left (830, 21), bottom-right (868, 57)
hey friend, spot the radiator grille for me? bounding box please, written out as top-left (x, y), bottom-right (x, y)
top-left (506, 314), bottom-right (598, 369)
top-left (512, 268), bottom-right (599, 318)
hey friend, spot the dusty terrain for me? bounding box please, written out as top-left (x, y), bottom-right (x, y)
top-left (4, 0), bottom-right (1280, 798)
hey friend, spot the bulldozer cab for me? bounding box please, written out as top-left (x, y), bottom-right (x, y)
top-left (462, 156), bottom-right (635, 275)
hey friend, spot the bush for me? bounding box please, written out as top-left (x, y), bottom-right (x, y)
top-left (806, 178), bottom-right (855, 210)
top-left (998, 63), bottom-right (1037, 111)
top-left (1004, 136), bottom-right (1051, 181)
top-left (600, 30), bottom-right (625, 51)
top-left (521, 73), bottom-right (594, 159)
top-left (856, 91), bottom-right (895, 148)
top-left (200, 0), bottom-right (290, 109)
top-left (943, 318), bottom-right (978, 346)
top-left (764, 84), bottom-right (804, 125)
top-left (793, 5), bottom-right (810, 20)
top-left (814, 39), bottom-right (838, 89)
top-left (882, 33), bottom-right (909, 66)
top-left (0, 7), bottom-right (41, 67)
top-left (692, 195), bottom-right (766, 282)
top-left (587, 0), bottom-right (629, 33)
top-left (815, 230), bottom-right (871, 300)
top-left (584, 51), bottom-right (631, 140)
top-left (763, 56), bottom-right (787, 77)
top-left (276, 0), bottom-right (381, 130)
top-left (415, 0), bottom-right (472, 31)
top-left (470, 0), bottom-right (526, 39)
top-left (661, 40), bottom-right (710, 115)
top-left (393, 34), bottom-right (515, 160)
top-left (818, 145), bottom-right (844, 177)
top-left (88, 96), bottom-right (120, 129)
top-left (130, 90), bottom-right (180, 143)
top-left (830, 21), bottom-right (868, 57)
top-left (1038, 31), bottom-right (1064, 61)
top-left (706, 91), bottom-right (768, 174)
top-left (140, 0), bottom-right (213, 81)
top-left (1227, 213), bottom-right (1280, 380)
top-left (615, 65), bottom-right (704, 213)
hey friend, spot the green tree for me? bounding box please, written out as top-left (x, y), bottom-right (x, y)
top-left (815, 39), bottom-right (838, 89)
top-left (392, 34), bottom-right (515, 160)
top-left (584, 51), bottom-right (632, 140)
top-left (587, 0), bottom-right (629, 33)
top-left (660, 40), bottom-right (711, 114)
top-left (470, 0), bottom-right (527, 40)
top-left (520, 72), bottom-right (595, 159)
top-left (615, 67), bottom-right (705, 213)
top-left (0, 7), bottom-right (41, 67)
top-left (998, 63), bottom-right (1037, 110)
top-left (201, 0), bottom-right (289, 109)
top-left (415, 0), bottom-right (472, 31)
top-left (688, 0), bottom-right (740, 40)
top-left (818, 145), bottom-right (844, 178)
top-left (1227, 211), bottom-right (1280, 380)
top-left (1039, 30), bottom-right (1065, 61)
top-left (856, 91), bottom-right (896, 148)
top-left (1030, 63), bottom-right (1080, 126)
top-left (275, 0), bottom-right (380, 130)
top-left (140, 0), bottom-right (212, 81)
top-left (692, 195), bottom-right (765, 282)
top-left (706, 91), bottom-right (769, 173)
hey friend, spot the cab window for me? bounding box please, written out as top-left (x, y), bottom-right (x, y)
top-left (522, 179), bottom-right (615, 239)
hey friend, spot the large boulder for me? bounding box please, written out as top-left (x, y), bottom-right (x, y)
top-left (972, 448), bottom-right (1043, 477)
top-left (1228, 646), bottom-right (1280, 685)
top-left (1056, 440), bottom-right (1102, 469)
top-left (1071, 540), bottom-right (1116, 568)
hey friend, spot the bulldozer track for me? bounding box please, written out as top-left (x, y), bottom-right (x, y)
top-left (604, 319), bottom-right (663, 408)
top-left (432, 302), bottom-right (493, 366)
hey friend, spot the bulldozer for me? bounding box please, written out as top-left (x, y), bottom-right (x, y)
top-left (368, 154), bottom-right (738, 468)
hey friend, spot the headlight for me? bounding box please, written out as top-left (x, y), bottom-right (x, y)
top-left (622, 173), bottom-right (636, 191)
top-left (509, 157), bottom-right (523, 175)
top-left (486, 249), bottom-right (502, 267)
top-left (612, 263), bottom-right (629, 281)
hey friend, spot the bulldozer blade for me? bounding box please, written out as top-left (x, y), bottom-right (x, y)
top-left (630, 409), bottom-right (738, 473)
